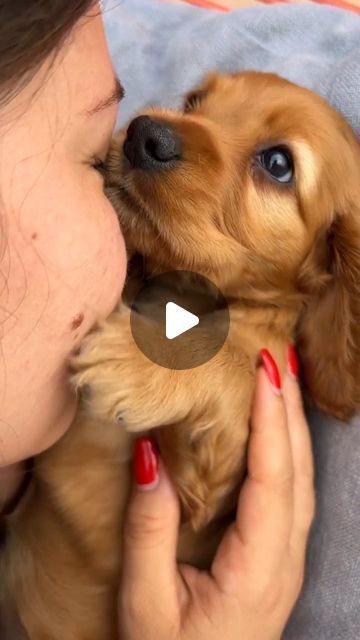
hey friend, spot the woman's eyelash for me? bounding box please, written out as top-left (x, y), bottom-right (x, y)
top-left (92, 157), bottom-right (106, 173)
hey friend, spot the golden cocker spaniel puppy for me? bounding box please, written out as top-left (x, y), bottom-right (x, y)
top-left (2, 72), bottom-right (359, 640)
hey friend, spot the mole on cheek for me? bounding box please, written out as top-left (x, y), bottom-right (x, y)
top-left (70, 313), bottom-right (84, 331)
top-left (31, 232), bottom-right (38, 240)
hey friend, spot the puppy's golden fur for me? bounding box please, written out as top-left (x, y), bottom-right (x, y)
top-left (2, 72), bottom-right (360, 640)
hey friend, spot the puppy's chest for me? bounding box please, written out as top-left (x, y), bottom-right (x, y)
top-left (123, 254), bottom-right (291, 374)
top-left (227, 305), bottom-right (292, 375)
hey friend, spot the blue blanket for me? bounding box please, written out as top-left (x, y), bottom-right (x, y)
top-left (104, 0), bottom-right (360, 137)
top-left (104, 2), bottom-right (360, 638)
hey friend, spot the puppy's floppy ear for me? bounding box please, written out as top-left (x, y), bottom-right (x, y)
top-left (297, 188), bottom-right (360, 421)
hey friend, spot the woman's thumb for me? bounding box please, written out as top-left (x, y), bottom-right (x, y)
top-left (121, 438), bottom-right (180, 596)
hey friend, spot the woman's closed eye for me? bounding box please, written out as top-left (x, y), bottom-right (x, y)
top-left (92, 156), bottom-right (106, 175)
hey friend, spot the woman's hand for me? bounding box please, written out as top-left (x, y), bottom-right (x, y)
top-left (118, 347), bottom-right (315, 640)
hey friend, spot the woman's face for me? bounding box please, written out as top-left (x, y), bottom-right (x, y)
top-left (0, 11), bottom-right (126, 465)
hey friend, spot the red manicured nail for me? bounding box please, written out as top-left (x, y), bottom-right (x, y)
top-left (287, 343), bottom-right (299, 379)
top-left (259, 348), bottom-right (282, 394)
top-left (134, 437), bottom-right (159, 489)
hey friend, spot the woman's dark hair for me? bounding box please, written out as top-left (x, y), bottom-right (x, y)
top-left (0, 0), bottom-right (97, 106)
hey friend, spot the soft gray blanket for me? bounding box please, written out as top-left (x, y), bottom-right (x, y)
top-left (104, 2), bottom-right (360, 638)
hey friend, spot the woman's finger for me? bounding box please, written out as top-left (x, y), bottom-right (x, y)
top-left (282, 351), bottom-right (315, 551)
top-left (213, 351), bottom-right (294, 590)
top-left (120, 438), bottom-right (181, 636)
top-left (238, 353), bottom-right (294, 548)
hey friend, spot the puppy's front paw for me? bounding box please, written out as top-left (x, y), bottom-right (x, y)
top-left (72, 308), bottom-right (158, 431)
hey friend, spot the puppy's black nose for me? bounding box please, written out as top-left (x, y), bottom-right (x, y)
top-left (123, 115), bottom-right (181, 170)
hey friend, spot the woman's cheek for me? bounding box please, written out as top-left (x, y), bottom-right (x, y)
top-left (71, 193), bottom-right (127, 323)
top-left (31, 188), bottom-right (127, 332)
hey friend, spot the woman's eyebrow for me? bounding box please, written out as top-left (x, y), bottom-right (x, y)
top-left (85, 77), bottom-right (125, 116)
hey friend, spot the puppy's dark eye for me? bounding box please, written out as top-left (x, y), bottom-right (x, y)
top-left (184, 90), bottom-right (206, 113)
top-left (257, 147), bottom-right (294, 184)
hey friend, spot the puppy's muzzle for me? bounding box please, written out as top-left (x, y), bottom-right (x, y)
top-left (123, 115), bottom-right (181, 171)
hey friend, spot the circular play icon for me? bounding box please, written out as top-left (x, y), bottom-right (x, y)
top-left (129, 271), bottom-right (230, 370)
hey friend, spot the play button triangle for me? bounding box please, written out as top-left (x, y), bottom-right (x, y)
top-left (165, 302), bottom-right (199, 340)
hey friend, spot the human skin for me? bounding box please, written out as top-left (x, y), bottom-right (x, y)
top-left (0, 11), bottom-right (127, 494)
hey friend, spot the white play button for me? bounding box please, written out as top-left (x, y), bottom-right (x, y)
top-left (165, 302), bottom-right (199, 340)
top-left (130, 271), bottom-right (230, 369)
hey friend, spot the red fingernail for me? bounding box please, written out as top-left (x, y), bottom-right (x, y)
top-left (134, 437), bottom-right (159, 490)
top-left (287, 343), bottom-right (299, 379)
top-left (259, 348), bottom-right (282, 394)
